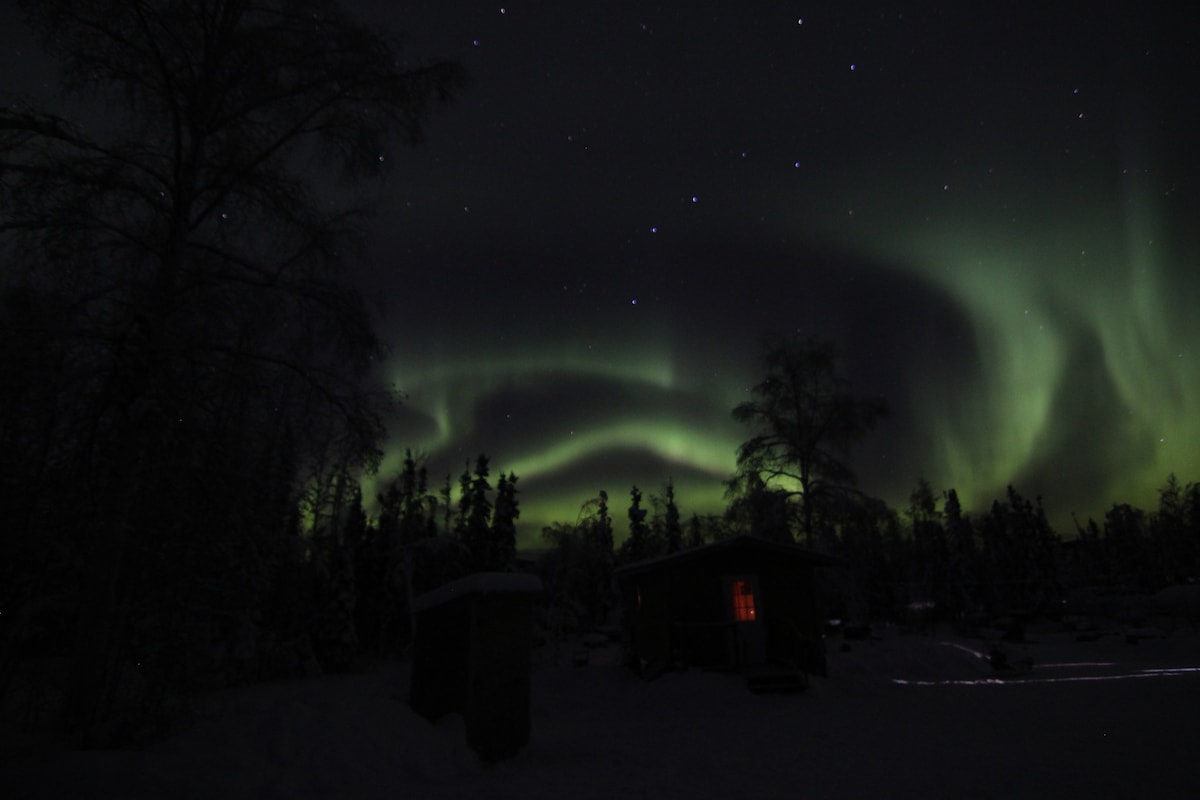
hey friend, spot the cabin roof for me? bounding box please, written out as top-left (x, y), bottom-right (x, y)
top-left (613, 534), bottom-right (844, 580)
top-left (412, 572), bottom-right (543, 612)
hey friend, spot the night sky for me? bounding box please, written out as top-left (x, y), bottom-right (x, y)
top-left (7, 2), bottom-right (1199, 544)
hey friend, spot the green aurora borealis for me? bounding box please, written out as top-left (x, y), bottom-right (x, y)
top-left (356, 2), bottom-right (1199, 546)
top-left (375, 164), bottom-right (1199, 545)
top-left (4, 0), bottom-right (1193, 547)
top-left (817, 162), bottom-right (1199, 526)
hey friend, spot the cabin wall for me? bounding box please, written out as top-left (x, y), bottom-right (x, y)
top-left (464, 594), bottom-right (536, 760)
top-left (409, 597), bottom-right (471, 721)
top-left (622, 548), bottom-right (828, 675)
top-left (625, 572), bottom-right (672, 673)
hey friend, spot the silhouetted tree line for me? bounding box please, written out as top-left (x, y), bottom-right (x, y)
top-left (346, 451), bottom-right (523, 657)
top-left (534, 471), bottom-right (1200, 641)
top-left (540, 490), bottom-right (617, 638)
top-left (537, 480), bottom-right (705, 637)
top-left (534, 335), bottom-right (1200, 634)
top-left (0, 0), bottom-right (464, 745)
top-left (1071, 474), bottom-right (1200, 591)
top-left (818, 482), bottom-right (1065, 626)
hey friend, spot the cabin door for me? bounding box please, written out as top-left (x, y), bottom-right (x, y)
top-left (726, 575), bottom-right (766, 666)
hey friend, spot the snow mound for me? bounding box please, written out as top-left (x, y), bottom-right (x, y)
top-left (6, 630), bottom-right (1200, 799)
top-left (825, 627), bottom-right (995, 688)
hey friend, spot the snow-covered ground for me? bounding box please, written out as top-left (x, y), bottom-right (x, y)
top-left (5, 624), bottom-right (1199, 799)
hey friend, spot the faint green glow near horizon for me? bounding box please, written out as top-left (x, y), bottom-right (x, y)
top-left (507, 421), bottom-right (739, 544)
top-left (518, 473), bottom-right (733, 546)
top-left (501, 420), bottom-right (735, 482)
top-left (373, 345), bottom-right (744, 546)
top-left (384, 346), bottom-right (678, 443)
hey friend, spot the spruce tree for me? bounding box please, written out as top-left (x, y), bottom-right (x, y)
top-left (943, 488), bottom-right (978, 620)
top-left (619, 485), bottom-right (651, 564)
top-left (490, 472), bottom-right (520, 571)
top-left (906, 478), bottom-right (947, 615)
top-left (686, 513), bottom-right (705, 548)
top-left (460, 455), bottom-right (494, 571)
top-left (662, 479), bottom-right (683, 554)
top-left (440, 473), bottom-right (454, 537)
top-left (455, 462), bottom-right (473, 538)
top-left (587, 490), bottom-right (614, 554)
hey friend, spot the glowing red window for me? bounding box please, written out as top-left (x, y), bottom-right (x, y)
top-left (731, 579), bottom-right (756, 622)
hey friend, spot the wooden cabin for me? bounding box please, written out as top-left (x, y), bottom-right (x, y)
top-left (615, 536), bottom-right (842, 686)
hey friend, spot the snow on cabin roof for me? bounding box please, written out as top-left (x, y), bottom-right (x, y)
top-left (614, 534), bottom-right (844, 579)
top-left (413, 572), bottom-right (543, 612)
